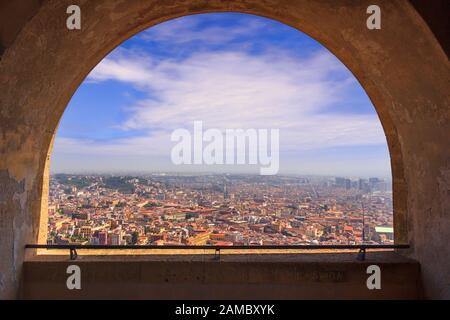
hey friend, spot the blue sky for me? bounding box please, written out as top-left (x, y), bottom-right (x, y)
top-left (52, 13), bottom-right (391, 178)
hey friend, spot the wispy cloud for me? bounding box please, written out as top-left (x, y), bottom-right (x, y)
top-left (77, 47), bottom-right (385, 153)
top-left (140, 15), bottom-right (268, 45)
top-left (53, 14), bottom-right (389, 175)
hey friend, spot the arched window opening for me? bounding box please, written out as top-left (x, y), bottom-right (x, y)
top-left (46, 13), bottom-right (393, 248)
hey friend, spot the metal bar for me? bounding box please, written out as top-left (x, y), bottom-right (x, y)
top-left (213, 248), bottom-right (221, 261)
top-left (26, 244), bottom-right (409, 261)
top-left (69, 247), bottom-right (78, 260)
top-left (356, 248), bottom-right (366, 261)
top-left (25, 244), bottom-right (409, 250)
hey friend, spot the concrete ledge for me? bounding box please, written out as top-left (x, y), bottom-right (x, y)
top-left (21, 252), bottom-right (421, 299)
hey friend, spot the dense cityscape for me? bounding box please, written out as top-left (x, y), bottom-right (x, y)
top-left (47, 174), bottom-right (394, 246)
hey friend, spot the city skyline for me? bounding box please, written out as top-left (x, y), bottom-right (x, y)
top-left (49, 171), bottom-right (393, 181)
top-left (48, 173), bottom-right (393, 247)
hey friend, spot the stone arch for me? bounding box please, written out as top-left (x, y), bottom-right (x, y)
top-left (0, 0), bottom-right (448, 299)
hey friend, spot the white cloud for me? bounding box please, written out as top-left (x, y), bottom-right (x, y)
top-left (140, 16), bottom-right (268, 44)
top-left (84, 48), bottom-right (384, 142)
top-left (54, 44), bottom-right (388, 175)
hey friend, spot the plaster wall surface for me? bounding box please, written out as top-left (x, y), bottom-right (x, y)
top-left (22, 253), bottom-right (421, 300)
top-left (0, 0), bottom-right (449, 299)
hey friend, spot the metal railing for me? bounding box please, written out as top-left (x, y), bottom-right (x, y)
top-left (25, 244), bottom-right (410, 261)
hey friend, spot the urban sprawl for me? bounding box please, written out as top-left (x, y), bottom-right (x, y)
top-left (48, 174), bottom-right (394, 246)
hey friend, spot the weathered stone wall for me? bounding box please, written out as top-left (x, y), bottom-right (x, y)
top-left (22, 253), bottom-right (421, 299)
top-left (0, 0), bottom-right (449, 299)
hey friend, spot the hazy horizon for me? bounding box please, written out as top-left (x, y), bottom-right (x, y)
top-left (49, 170), bottom-right (392, 181)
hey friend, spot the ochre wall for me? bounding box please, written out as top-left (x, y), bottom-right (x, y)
top-left (0, 0), bottom-right (449, 299)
